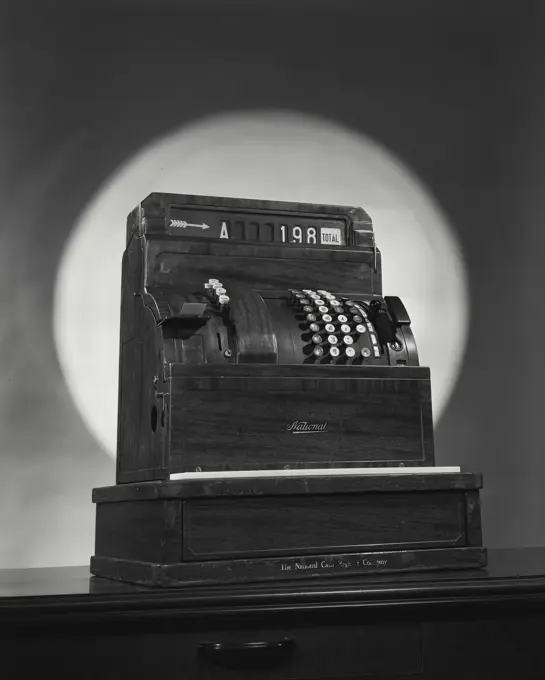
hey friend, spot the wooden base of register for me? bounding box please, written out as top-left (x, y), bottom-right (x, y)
top-left (91, 472), bottom-right (486, 587)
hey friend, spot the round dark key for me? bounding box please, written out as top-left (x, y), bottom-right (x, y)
top-left (361, 347), bottom-right (372, 358)
top-left (344, 300), bottom-right (356, 306)
top-left (332, 306), bottom-right (344, 315)
top-left (309, 322), bottom-right (321, 333)
top-left (352, 314), bottom-right (363, 323)
top-left (330, 346), bottom-right (340, 358)
top-left (306, 313), bottom-right (318, 322)
top-left (303, 305), bottom-right (314, 313)
top-left (312, 333), bottom-right (323, 344)
top-left (299, 298), bottom-right (310, 305)
top-left (313, 346), bottom-right (325, 358)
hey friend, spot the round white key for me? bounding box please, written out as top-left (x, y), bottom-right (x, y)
top-left (313, 299), bottom-right (324, 306)
top-left (328, 335), bottom-right (338, 345)
top-left (322, 314), bottom-right (333, 323)
top-left (330, 346), bottom-right (340, 357)
top-left (215, 287), bottom-right (226, 295)
top-left (356, 324), bottom-right (366, 333)
top-left (345, 347), bottom-right (356, 358)
top-left (325, 323), bottom-right (335, 333)
top-left (218, 295), bottom-right (229, 304)
top-left (338, 314), bottom-right (348, 323)
top-left (318, 305), bottom-right (329, 314)
top-left (343, 335), bottom-right (354, 345)
top-left (341, 324), bottom-right (351, 334)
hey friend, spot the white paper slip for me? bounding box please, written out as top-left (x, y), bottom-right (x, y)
top-left (170, 466), bottom-right (461, 481)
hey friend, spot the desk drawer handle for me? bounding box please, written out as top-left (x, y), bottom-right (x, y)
top-left (199, 639), bottom-right (296, 669)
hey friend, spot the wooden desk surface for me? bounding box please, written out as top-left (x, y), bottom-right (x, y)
top-left (2, 548), bottom-right (545, 679)
top-left (2, 547), bottom-right (545, 620)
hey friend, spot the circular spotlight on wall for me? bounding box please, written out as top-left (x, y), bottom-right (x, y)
top-left (53, 109), bottom-right (469, 459)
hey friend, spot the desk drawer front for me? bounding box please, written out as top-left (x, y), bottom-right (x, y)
top-left (196, 623), bottom-right (423, 679)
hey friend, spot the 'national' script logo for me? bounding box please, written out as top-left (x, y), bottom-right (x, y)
top-left (286, 420), bottom-right (328, 434)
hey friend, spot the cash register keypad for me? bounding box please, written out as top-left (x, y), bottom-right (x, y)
top-left (290, 289), bottom-right (382, 363)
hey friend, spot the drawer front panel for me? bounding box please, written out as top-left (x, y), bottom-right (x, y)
top-left (183, 491), bottom-right (465, 560)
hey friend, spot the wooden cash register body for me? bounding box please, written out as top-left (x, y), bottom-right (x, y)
top-left (91, 193), bottom-right (485, 587)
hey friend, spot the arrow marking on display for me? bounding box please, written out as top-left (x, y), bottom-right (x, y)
top-left (170, 220), bottom-right (210, 230)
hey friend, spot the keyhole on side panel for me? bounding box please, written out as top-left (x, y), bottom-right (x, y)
top-left (151, 405), bottom-right (158, 432)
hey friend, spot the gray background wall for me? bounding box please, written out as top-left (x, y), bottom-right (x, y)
top-left (1, 0), bottom-right (544, 568)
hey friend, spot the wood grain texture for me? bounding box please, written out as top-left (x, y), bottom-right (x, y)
top-left (182, 491), bottom-right (466, 560)
top-left (92, 474), bottom-right (484, 587)
top-left (464, 489), bottom-right (484, 547)
top-left (90, 547), bottom-right (487, 588)
top-left (169, 373), bottom-right (434, 471)
top-left (94, 500), bottom-right (181, 564)
top-left (92, 472), bottom-right (484, 503)
top-left (149, 250), bottom-right (378, 296)
top-left (116, 294), bottom-right (168, 483)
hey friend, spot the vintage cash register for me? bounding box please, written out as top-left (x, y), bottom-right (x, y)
top-left (91, 192), bottom-right (486, 587)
